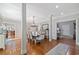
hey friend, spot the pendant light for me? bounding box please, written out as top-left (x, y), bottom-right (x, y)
top-left (31, 16), bottom-right (37, 27)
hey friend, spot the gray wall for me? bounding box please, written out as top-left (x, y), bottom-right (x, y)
top-left (58, 21), bottom-right (75, 38)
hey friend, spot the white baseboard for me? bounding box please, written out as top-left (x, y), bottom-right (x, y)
top-left (21, 50), bottom-right (27, 55)
top-left (49, 39), bottom-right (52, 42)
top-left (76, 43), bottom-right (79, 46)
top-left (49, 39), bottom-right (57, 42)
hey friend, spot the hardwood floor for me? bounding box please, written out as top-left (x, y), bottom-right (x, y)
top-left (0, 37), bottom-right (79, 55)
top-left (27, 37), bottom-right (79, 55)
top-left (0, 38), bottom-right (21, 55)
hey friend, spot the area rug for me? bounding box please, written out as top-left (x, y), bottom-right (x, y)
top-left (5, 39), bottom-right (16, 50)
top-left (46, 43), bottom-right (69, 55)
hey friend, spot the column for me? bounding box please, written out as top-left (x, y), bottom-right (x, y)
top-left (49, 15), bottom-right (52, 41)
top-left (21, 3), bottom-right (27, 54)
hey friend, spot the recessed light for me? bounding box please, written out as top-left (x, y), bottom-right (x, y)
top-left (56, 5), bottom-right (59, 8)
top-left (61, 12), bottom-right (64, 15)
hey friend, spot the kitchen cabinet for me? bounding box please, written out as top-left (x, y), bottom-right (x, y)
top-left (0, 34), bottom-right (5, 49)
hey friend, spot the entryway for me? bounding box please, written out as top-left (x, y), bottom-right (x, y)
top-left (56, 20), bottom-right (76, 40)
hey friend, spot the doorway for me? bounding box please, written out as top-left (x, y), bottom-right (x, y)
top-left (56, 20), bottom-right (76, 40)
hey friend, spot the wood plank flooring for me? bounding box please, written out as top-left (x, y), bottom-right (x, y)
top-left (27, 38), bottom-right (79, 55)
top-left (0, 37), bottom-right (79, 55)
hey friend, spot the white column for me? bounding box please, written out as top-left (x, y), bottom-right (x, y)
top-left (76, 18), bottom-right (79, 45)
top-left (21, 3), bottom-right (27, 54)
top-left (52, 17), bottom-right (57, 40)
top-left (49, 15), bottom-right (52, 41)
top-left (49, 15), bottom-right (57, 41)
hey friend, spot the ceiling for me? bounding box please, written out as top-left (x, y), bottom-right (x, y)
top-left (1, 3), bottom-right (79, 22)
top-left (0, 3), bottom-right (22, 21)
top-left (27, 3), bottom-right (79, 17)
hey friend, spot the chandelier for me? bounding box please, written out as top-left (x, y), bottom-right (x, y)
top-left (31, 16), bottom-right (37, 27)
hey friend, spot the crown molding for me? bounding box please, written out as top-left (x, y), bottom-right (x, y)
top-left (53, 11), bottom-right (79, 20)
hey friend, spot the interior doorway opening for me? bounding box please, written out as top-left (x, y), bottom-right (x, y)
top-left (56, 20), bottom-right (76, 40)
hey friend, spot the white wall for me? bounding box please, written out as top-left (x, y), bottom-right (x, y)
top-left (26, 3), bottom-right (50, 26)
top-left (26, 4), bottom-right (49, 18)
top-left (0, 4), bottom-right (22, 21)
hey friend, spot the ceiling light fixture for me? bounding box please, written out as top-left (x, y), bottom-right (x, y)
top-left (56, 5), bottom-right (59, 8)
top-left (31, 16), bottom-right (37, 27)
